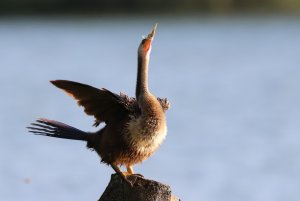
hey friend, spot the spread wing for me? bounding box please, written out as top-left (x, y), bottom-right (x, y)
top-left (51, 80), bottom-right (170, 127)
top-left (51, 80), bottom-right (129, 126)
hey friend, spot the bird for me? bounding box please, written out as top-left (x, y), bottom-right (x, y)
top-left (27, 24), bottom-right (170, 185)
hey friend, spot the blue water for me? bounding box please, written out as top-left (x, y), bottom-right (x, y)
top-left (1, 16), bottom-right (300, 201)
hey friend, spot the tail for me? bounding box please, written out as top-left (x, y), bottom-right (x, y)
top-left (27, 118), bottom-right (88, 141)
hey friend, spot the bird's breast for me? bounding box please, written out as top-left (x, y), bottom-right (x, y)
top-left (125, 115), bottom-right (167, 156)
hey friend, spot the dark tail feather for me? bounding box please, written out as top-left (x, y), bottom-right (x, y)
top-left (27, 118), bottom-right (88, 141)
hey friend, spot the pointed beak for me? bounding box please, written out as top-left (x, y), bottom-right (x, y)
top-left (146, 23), bottom-right (157, 40)
top-left (141, 24), bottom-right (158, 53)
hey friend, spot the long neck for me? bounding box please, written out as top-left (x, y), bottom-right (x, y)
top-left (135, 50), bottom-right (164, 119)
top-left (136, 53), bottom-right (150, 97)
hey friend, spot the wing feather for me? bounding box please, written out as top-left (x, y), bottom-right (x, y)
top-left (51, 80), bottom-right (128, 126)
top-left (50, 80), bottom-right (170, 127)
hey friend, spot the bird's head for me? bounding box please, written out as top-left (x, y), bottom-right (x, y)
top-left (138, 23), bottom-right (157, 58)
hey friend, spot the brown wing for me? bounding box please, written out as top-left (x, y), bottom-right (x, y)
top-left (51, 80), bottom-right (129, 126)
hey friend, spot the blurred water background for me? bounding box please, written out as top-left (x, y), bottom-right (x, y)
top-left (1, 3), bottom-right (300, 201)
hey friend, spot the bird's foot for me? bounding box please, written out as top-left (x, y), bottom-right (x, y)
top-left (110, 163), bottom-right (142, 187)
top-left (125, 165), bottom-right (143, 179)
top-left (121, 172), bottom-right (145, 187)
top-left (117, 173), bottom-right (146, 187)
top-left (123, 176), bottom-right (134, 187)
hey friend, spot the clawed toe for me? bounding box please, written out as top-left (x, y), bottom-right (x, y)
top-left (123, 173), bottom-right (144, 187)
top-left (110, 164), bottom-right (143, 187)
top-left (123, 177), bottom-right (134, 187)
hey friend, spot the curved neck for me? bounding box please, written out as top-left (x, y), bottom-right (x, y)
top-left (136, 54), bottom-right (150, 97)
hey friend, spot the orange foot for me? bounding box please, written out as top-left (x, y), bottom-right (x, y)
top-left (111, 164), bottom-right (135, 187)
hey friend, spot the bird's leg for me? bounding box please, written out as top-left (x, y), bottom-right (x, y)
top-left (126, 165), bottom-right (144, 178)
top-left (111, 163), bottom-right (133, 186)
top-left (126, 165), bottom-right (134, 174)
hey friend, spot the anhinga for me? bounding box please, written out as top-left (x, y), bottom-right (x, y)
top-left (28, 24), bottom-right (170, 185)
